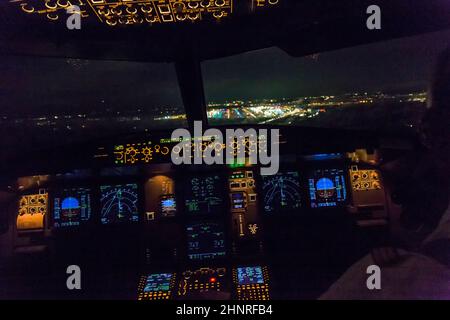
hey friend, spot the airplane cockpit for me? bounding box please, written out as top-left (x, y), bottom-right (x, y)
top-left (1, 0), bottom-right (449, 300)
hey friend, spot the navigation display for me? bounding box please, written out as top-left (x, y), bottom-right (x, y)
top-left (53, 187), bottom-right (91, 228)
top-left (184, 175), bottom-right (225, 215)
top-left (186, 222), bottom-right (226, 260)
top-left (100, 183), bottom-right (139, 224)
top-left (262, 171), bottom-right (302, 213)
top-left (237, 266), bottom-right (265, 285)
top-left (308, 168), bottom-right (348, 208)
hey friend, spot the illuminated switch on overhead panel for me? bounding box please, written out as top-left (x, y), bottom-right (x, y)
top-left (188, 1), bottom-right (200, 9)
top-left (158, 4), bottom-right (171, 14)
top-left (162, 15), bottom-right (174, 22)
top-left (254, 0), bottom-right (279, 7)
top-left (16, 0), bottom-right (281, 26)
top-left (255, 0), bottom-right (266, 7)
top-left (216, 0), bottom-right (226, 7)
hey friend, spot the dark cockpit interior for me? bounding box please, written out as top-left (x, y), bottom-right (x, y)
top-left (1, 0), bottom-right (449, 300)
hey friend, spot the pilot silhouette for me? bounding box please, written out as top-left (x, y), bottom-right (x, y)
top-left (320, 47), bottom-right (450, 300)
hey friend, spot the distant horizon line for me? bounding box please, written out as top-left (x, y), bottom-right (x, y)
top-left (0, 90), bottom-right (428, 118)
top-left (207, 90), bottom-right (427, 105)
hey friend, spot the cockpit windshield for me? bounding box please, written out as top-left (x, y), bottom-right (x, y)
top-left (0, 56), bottom-right (186, 153)
top-left (203, 30), bottom-right (450, 132)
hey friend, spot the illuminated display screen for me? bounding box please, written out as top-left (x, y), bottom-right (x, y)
top-left (17, 193), bottom-right (48, 231)
top-left (143, 273), bottom-right (172, 293)
top-left (160, 195), bottom-right (177, 217)
top-left (302, 153), bottom-right (344, 161)
top-left (100, 184), bottom-right (139, 224)
top-left (262, 172), bottom-right (302, 213)
top-left (53, 188), bottom-right (91, 228)
top-left (237, 266), bottom-right (265, 285)
top-left (184, 175), bottom-right (225, 215)
top-left (231, 192), bottom-right (245, 210)
top-left (308, 168), bottom-right (348, 208)
top-left (186, 222), bottom-right (226, 260)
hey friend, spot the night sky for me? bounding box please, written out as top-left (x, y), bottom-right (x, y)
top-left (0, 56), bottom-right (183, 116)
top-left (203, 29), bottom-right (450, 102)
top-left (0, 29), bottom-right (449, 117)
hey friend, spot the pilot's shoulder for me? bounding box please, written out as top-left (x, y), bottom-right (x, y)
top-left (320, 250), bottom-right (450, 300)
top-left (423, 204), bottom-right (450, 245)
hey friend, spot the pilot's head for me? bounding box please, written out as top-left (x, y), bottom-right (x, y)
top-left (422, 46), bottom-right (450, 168)
top-left (390, 48), bottom-right (450, 246)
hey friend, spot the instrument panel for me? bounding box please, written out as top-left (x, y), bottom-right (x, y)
top-left (262, 172), bottom-right (302, 214)
top-left (233, 266), bottom-right (270, 300)
top-left (100, 183), bottom-right (139, 224)
top-left (12, 1), bottom-right (280, 27)
top-left (137, 273), bottom-right (176, 300)
top-left (229, 170), bottom-right (259, 239)
top-left (14, 149), bottom-right (388, 300)
top-left (186, 222), bottom-right (226, 260)
top-left (17, 191), bottom-right (48, 231)
top-left (307, 168), bottom-right (348, 208)
top-left (177, 267), bottom-right (227, 298)
top-left (138, 266), bottom-right (270, 300)
top-left (184, 175), bottom-right (225, 215)
top-left (53, 187), bottom-right (92, 228)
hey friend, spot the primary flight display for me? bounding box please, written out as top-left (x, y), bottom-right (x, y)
top-left (53, 187), bottom-right (91, 228)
